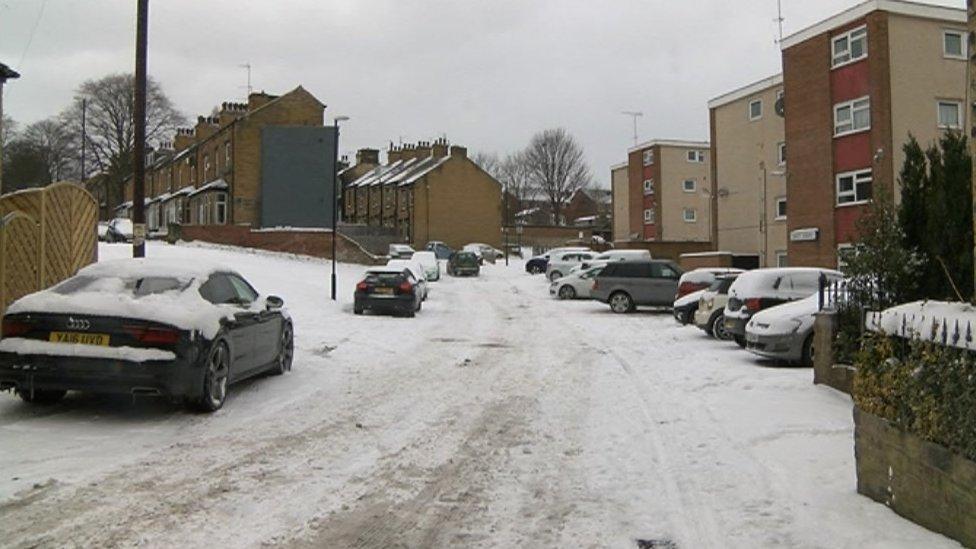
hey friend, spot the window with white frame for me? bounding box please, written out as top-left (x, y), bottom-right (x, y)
top-left (832, 25), bottom-right (867, 68)
top-left (643, 179), bottom-right (655, 195)
top-left (687, 150), bottom-right (705, 163)
top-left (777, 142), bottom-right (786, 165)
top-left (182, 199), bottom-right (191, 224)
top-left (836, 169), bottom-right (872, 205)
top-left (775, 251), bottom-right (788, 268)
top-left (937, 100), bottom-right (963, 129)
top-left (749, 99), bottom-right (762, 121)
top-left (224, 141), bottom-right (232, 165)
top-left (643, 208), bottom-right (655, 223)
top-left (775, 197), bottom-right (787, 220)
top-left (215, 192), bottom-right (228, 225)
top-left (643, 150), bottom-right (654, 166)
top-left (683, 208), bottom-right (697, 223)
top-left (943, 30), bottom-right (967, 59)
top-left (204, 154), bottom-right (212, 179)
top-left (834, 97), bottom-right (870, 136)
top-left (198, 201), bottom-right (207, 225)
top-left (683, 179), bottom-right (696, 193)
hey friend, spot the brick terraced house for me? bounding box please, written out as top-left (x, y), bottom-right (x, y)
top-left (709, 74), bottom-right (788, 268)
top-left (343, 139), bottom-right (502, 250)
top-left (113, 86), bottom-right (328, 231)
top-left (782, 0), bottom-right (967, 268)
top-left (613, 140), bottom-right (712, 243)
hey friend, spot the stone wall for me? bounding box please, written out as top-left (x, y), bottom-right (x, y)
top-left (180, 225), bottom-right (383, 265)
top-left (854, 408), bottom-right (976, 547)
top-left (813, 311), bottom-right (856, 394)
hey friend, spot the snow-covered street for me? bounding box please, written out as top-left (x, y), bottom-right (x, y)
top-left (0, 242), bottom-right (960, 548)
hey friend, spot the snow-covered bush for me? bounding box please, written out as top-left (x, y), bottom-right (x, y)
top-left (854, 333), bottom-right (976, 461)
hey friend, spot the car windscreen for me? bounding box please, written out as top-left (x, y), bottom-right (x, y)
top-left (455, 253), bottom-right (479, 265)
top-left (54, 275), bottom-right (190, 297)
top-left (365, 272), bottom-right (404, 285)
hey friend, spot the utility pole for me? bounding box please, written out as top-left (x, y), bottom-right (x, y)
top-left (621, 111), bottom-right (643, 146)
top-left (80, 98), bottom-right (87, 181)
top-left (132, 0), bottom-right (148, 258)
top-left (331, 116), bottom-right (349, 301)
top-left (968, 0), bottom-right (976, 299)
top-left (774, 0), bottom-right (785, 44)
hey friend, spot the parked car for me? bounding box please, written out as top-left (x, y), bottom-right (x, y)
top-left (745, 293), bottom-right (821, 366)
top-left (676, 267), bottom-right (744, 298)
top-left (672, 289), bottom-right (707, 325)
top-left (693, 274), bottom-right (740, 340)
top-left (461, 244), bottom-right (485, 264)
top-left (465, 243), bottom-right (503, 263)
top-left (386, 259), bottom-right (429, 300)
top-left (447, 251), bottom-right (480, 277)
top-left (106, 218), bottom-right (134, 243)
top-left (549, 264), bottom-right (605, 300)
top-left (97, 221), bottom-right (110, 241)
top-left (546, 250), bottom-right (596, 282)
top-left (579, 249), bottom-right (652, 270)
top-left (411, 251), bottom-right (440, 281)
top-left (724, 267), bottom-right (843, 348)
top-left (591, 260), bottom-right (684, 313)
top-left (425, 241), bottom-right (454, 260)
top-left (0, 259), bottom-right (293, 412)
top-left (354, 266), bottom-right (423, 317)
top-left (388, 243), bottom-right (416, 259)
top-left (524, 247), bottom-right (591, 275)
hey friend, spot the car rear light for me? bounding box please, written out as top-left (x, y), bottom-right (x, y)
top-left (398, 281), bottom-right (414, 294)
top-left (745, 298), bottom-right (763, 312)
top-left (124, 325), bottom-right (181, 345)
top-left (356, 281), bottom-right (369, 292)
top-left (1, 318), bottom-right (30, 338)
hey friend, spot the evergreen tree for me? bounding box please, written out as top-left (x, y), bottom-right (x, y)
top-left (898, 136), bottom-right (927, 250)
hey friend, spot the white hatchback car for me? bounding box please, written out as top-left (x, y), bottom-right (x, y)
top-left (386, 259), bottom-right (429, 300)
top-left (549, 264), bottom-right (605, 299)
top-left (546, 250), bottom-right (596, 282)
top-left (411, 251), bottom-right (440, 281)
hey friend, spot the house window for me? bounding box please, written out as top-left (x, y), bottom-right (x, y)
top-left (204, 154), bottom-right (212, 179)
top-left (836, 169), bottom-right (872, 205)
top-left (643, 208), bottom-right (655, 223)
top-left (182, 198), bottom-right (191, 224)
top-left (937, 100), bottom-right (963, 129)
top-left (683, 208), bottom-right (697, 223)
top-left (686, 150), bottom-right (705, 163)
top-left (832, 25), bottom-right (867, 68)
top-left (834, 96), bottom-right (870, 136)
top-left (749, 99), bottom-right (763, 121)
top-left (944, 30), bottom-right (967, 59)
top-left (776, 251), bottom-right (788, 268)
top-left (643, 150), bottom-right (654, 166)
top-left (198, 201), bottom-right (207, 225)
top-left (777, 142), bottom-right (786, 166)
top-left (215, 192), bottom-right (228, 225)
top-left (683, 179), bottom-right (696, 193)
top-left (643, 179), bottom-right (655, 195)
top-left (224, 141), bottom-right (232, 165)
top-left (775, 197), bottom-right (787, 220)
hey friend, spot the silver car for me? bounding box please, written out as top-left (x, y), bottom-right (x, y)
top-left (549, 265), bottom-right (604, 300)
top-left (590, 260), bottom-right (684, 313)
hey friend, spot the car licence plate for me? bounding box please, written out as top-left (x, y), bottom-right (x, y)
top-left (374, 287), bottom-right (394, 295)
top-left (49, 332), bottom-right (110, 346)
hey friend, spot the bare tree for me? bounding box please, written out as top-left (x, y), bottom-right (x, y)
top-left (523, 128), bottom-right (591, 225)
top-left (1, 114), bottom-right (15, 148)
top-left (21, 117), bottom-right (78, 182)
top-left (497, 151), bottom-right (535, 220)
top-left (61, 73), bottom-right (185, 207)
top-left (471, 151), bottom-right (501, 179)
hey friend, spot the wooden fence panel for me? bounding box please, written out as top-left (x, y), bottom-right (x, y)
top-left (0, 212), bottom-right (41, 314)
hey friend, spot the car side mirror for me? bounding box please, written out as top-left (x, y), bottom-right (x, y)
top-left (265, 295), bottom-right (284, 311)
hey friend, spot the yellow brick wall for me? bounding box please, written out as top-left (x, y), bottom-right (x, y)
top-left (410, 158), bottom-right (502, 249)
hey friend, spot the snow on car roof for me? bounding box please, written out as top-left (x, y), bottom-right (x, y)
top-left (365, 265), bottom-right (410, 274)
top-left (79, 258), bottom-right (229, 280)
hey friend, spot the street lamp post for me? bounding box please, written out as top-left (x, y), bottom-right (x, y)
top-left (331, 115), bottom-right (349, 301)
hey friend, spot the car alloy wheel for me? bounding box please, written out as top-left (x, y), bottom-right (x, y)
top-left (274, 323), bottom-right (294, 374)
top-left (558, 285), bottom-right (576, 300)
top-left (610, 292), bottom-right (633, 314)
top-left (712, 314), bottom-right (731, 340)
top-left (202, 343), bottom-right (229, 411)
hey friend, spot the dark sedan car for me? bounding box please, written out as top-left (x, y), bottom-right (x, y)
top-left (354, 266), bottom-right (423, 317)
top-left (0, 259), bottom-right (293, 412)
top-left (447, 251), bottom-right (480, 277)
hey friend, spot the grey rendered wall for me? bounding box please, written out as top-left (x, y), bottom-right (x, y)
top-left (260, 126), bottom-right (336, 228)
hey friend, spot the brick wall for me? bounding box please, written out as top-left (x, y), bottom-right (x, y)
top-left (505, 225), bottom-right (592, 248)
top-left (614, 240), bottom-right (713, 262)
top-left (180, 225), bottom-right (382, 265)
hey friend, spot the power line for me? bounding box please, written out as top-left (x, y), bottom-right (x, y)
top-left (18, 0), bottom-right (47, 68)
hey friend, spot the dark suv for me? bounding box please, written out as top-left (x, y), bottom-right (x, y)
top-left (591, 260), bottom-right (683, 313)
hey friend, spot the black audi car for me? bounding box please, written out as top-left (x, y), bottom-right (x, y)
top-left (353, 266), bottom-right (423, 317)
top-left (0, 259), bottom-right (293, 412)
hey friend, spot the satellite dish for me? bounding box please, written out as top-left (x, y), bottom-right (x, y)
top-left (775, 97), bottom-right (785, 118)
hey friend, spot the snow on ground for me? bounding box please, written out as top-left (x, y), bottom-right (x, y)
top-left (0, 241), bottom-right (960, 548)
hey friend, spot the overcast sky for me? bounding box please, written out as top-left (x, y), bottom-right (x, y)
top-left (0, 0), bottom-right (964, 187)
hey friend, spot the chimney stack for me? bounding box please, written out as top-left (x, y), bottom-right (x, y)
top-left (218, 101), bottom-right (247, 126)
top-left (415, 140), bottom-right (432, 159)
top-left (194, 116), bottom-right (219, 140)
top-left (449, 144), bottom-right (467, 159)
top-left (173, 127), bottom-right (195, 151)
top-left (387, 143), bottom-right (404, 164)
top-left (247, 91), bottom-right (276, 111)
top-left (432, 137), bottom-right (449, 158)
top-left (356, 148), bottom-right (380, 166)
